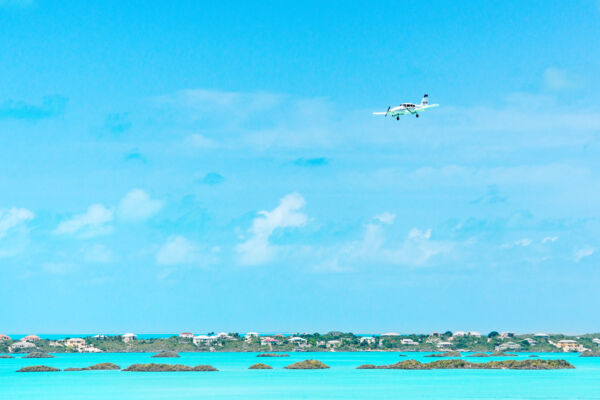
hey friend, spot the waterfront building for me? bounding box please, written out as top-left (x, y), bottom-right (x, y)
top-left (9, 341), bottom-right (36, 352)
top-left (21, 335), bottom-right (41, 342)
top-left (360, 337), bottom-right (376, 345)
top-left (193, 335), bottom-right (217, 345)
top-left (122, 333), bottom-right (137, 342)
top-left (179, 332), bottom-right (194, 339)
top-left (495, 341), bottom-right (522, 351)
top-left (288, 336), bottom-right (308, 346)
top-left (0, 334), bottom-right (11, 341)
top-left (66, 338), bottom-right (86, 349)
top-left (260, 337), bottom-right (279, 346)
top-left (401, 338), bottom-right (418, 345)
top-left (556, 340), bottom-right (578, 352)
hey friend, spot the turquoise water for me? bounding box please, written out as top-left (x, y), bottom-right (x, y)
top-left (1, 352), bottom-right (599, 399)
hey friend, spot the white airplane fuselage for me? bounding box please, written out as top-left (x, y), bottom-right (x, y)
top-left (373, 95), bottom-right (439, 119)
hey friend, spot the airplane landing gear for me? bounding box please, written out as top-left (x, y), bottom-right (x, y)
top-left (396, 116), bottom-right (399, 120)
top-left (415, 114), bottom-right (419, 118)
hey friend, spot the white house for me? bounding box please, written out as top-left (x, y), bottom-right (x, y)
top-left (288, 336), bottom-right (308, 346)
top-left (66, 338), bottom-right (86, 349)
top-left (245, 332), bottom-right (259, 340)
top-left (496, 341), bottom-right (521, 351)
top-left (360, 337), bottom-right (376, 345)
top-left (592, 338), bottom-right (600, 345)
top-left (261, 337), bottom-right (279, 346)
top-left (0, 334), bottom-right (11, 341)
top-left (436, 341), bottom-right (454, 348)
top-left (381, 332), bottom-right (401, 337)
top-left (401, 338), bottom-right (418, 345)
top-left (9, 341), bottom-right (36, 352)
top-left (522, 338), bottom-right (537, 346)
top-left (452, 331), bottom-right (468, 338)
top-left (500, 332), bottom-right (515, 339)
top-left (216, 332), bottom-right (232, 340)
top-left (326, 340), bottom-right (342, 348)
top-left (179, 332), bottom-right (194, 339)
top-left (534, 333), bottom-right (549, 338)
top-left (468, 332), bottom-right (482, 338)
top-left (122, 333), bottom-right (137, 343)
top-left (193, 335), bottom-right (217, 345)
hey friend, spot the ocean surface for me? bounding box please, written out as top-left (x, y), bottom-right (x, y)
top-left (1, 352), bottom-right (599, 399)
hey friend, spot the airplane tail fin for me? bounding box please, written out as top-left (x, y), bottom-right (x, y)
top-left (420, 94), bottom-right (429, 106)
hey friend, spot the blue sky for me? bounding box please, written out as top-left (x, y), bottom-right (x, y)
top-left (1, 0), bottom-right (600, 334)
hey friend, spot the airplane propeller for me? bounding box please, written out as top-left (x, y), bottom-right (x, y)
top-left (385, 106), bottom-right (390, 117)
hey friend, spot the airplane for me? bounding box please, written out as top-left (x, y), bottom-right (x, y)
top-left (373, 94), bottom-right (439, 119)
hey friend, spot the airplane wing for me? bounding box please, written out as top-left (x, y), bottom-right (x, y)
top-left (372, 112), bottom-right (388, 115)
top-left (418, 104), bottom-right (440, 111)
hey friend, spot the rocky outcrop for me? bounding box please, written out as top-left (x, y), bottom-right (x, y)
top-left (579, 351), bottom-right (600, 357)
top-left (467, 353), bottom-right (490, 357)
top-left (249, 363), bottom-right (273, 369)
top-left (0, 355), bottom-right (14, 358)
top-left (425, 351), bottom-right (461, 357)
top-left (257, 353), bottom-right (289, 357)
top-left (64, 363), bottom-right (121, 371)
top-left (284, 359), bottom-right (330, 369)
top-left (17, 365), bottom-right (60, 372)
top-left (23, 352), bottom-right (54, 358)
top-left (356, 359), bottom-right (574, 370)
top-left (152, 351), bottom-right (180, 358)
top-left (491, 351), bottom-right (517, 357)
top-left (123, 363), bottom-right (217, 372)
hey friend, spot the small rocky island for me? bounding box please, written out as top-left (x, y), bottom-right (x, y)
top-left (249, 363), bottom-right (273, 369)
top-left (284, 360), bottom-right (330, 369)
top-left (23, 352), bottom-right (54, 358)
top-left (0, 354), bottom-right (14, 358)
top-left (17, 365), bottom-right (61, 372)
top-left (491, 351), bottom-right (517, 357)
top-left (356, 359), bottom-right (574, 370)
top-left (257, 353), bottom-right (289, 357)
top-left (425, 351), bottom-right (461, 357)
top-left (64, 363), bottom-right (121, 371)
top-left (579, 351), bottom-right (600, 357)
top-left (123, 363), bottom-right (217, 372)
top-left (152, 351), bottom-right (180, 358)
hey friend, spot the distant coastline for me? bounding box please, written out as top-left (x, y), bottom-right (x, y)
top-left (2, 331), bottom-right (599, 354)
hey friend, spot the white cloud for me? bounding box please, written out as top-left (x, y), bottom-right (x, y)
top-left (236, 193), bottom-right (307, 266)
top-left (543, 67), bottom-right (575, 90)
top-left (83, 244), bottom-right (115, 264)
top-left (374, 212), bottom-right (396, 225)
top-left (542, 236), bottom-right (558, 243)
top-left (318, 222), bottom-right (452, 272)
top-left (154, 89), bottom-right (283, 122)
top-left (575, 247), bottom-right (595, 262)
top-left (54, 204), bottom-right (113, 238)
top-left (514, 238), bottom-right (532, 247)
top-left (117, 189), bottom-right (163, 221)
top-left (41, 262), bottom-right (73, 275)
top-left (0, 207), bottom-right (34, 239)
top-left (156, 235), bottom-right (219, 266)
top-left (185, 134), bottom-right (217, 148)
